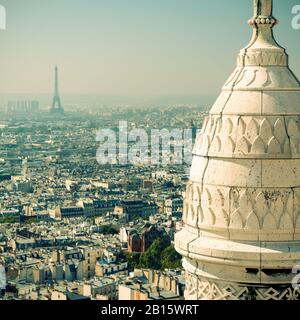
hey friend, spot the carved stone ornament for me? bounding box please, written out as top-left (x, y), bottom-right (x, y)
top-left (175, 0), bottom-right (300, 300)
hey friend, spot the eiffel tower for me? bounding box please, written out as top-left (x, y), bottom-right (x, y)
top-left (50, 65), bottom-right (64, 115)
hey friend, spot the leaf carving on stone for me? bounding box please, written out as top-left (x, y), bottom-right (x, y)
top-left (288, 119), bottom-right (300, 139)
top-left (217, 189), bottom-right (225, 207)
top-left (209, 116), bottom-right (217, 134)
top-left (221, 209), bottom-right (230, 227)
top-left (262, 213), bottom-right (277, 230)
top-left (198, 205), bottom-right (204, 223)
top-left (246, 118), bottom-right (259, 143)
top-left (236, 137), bottom-right (250, 155)
top-left (290, 138), bottom-right (299, 155)
top-left (224, 69), bottom-right (240, 87)
top-left (261, 70), bottom-right (272, 87)
top-left (196, 186), bottom-right (202, 203)
top-left (223, 137), bottom-right (235, 154)
top-left (245, 211), bottom-right (260, 230)
top-left (245, 69), bottom-right (258, 86)
top-left (274, 118), bottom-right (286, 145)
top-left (267, 136), bottom-right (281, 154)
top-left (186, 182), bottom-right (193, 200)
top-left (286, 193), bottom-right (294, 219)
top-left (210, 136), bottom-right (221, 153)
top-left (234, 69), bottom-right (247, 86)
top-left (230, 210), bottom-right (244, 229)
top-left (204, 208), bottom-right (216, 226)
top-left (251, 137), bottom-right (266, 154)
top-left (283, 139), bottom-right (291, 155)
top-left (237, 117), bottom-right (247, 137)
top-left (200, 135), bottom-right (211, 154)
top-left (216, 117), bottom-right (222, 134)
top-left (293, 190), bottom-right (300, 228)
top-left (225, 118), bottom-right (234, 135)
top-left (239, 190), bottom-right (254, 217)
top-left (201, 117), bottom-right (209, 133)
top-left (183, 202), bottom-right (189, 223)
top-left (259, 119), bottom-right (273, 142)
top-left (190, 204), bottom-right (196, 222)
top-left (194, 133), bottom-right (203, 150)
top-left (255, 192), bottom-right (269, 222)
top-left (295, 214), bottom-right (300, 230)
top-left (278, 213), bottom-right (293, 230)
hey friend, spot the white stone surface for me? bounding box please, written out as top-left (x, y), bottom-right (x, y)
top-left (175, 0), bottom-right (300, 300)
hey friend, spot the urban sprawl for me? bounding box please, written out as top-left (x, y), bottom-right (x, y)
top-left (0, 100), bottom-right (207, 300)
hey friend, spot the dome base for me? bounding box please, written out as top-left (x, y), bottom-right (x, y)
top-left (184, 259), bottom-right (300, 300)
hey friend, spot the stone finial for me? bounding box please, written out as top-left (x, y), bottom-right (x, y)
top-left (248, 0), bottom-right (277, 28)
top-left (254, 0), bottom-right (272, 16)
top-left (237, 0), bottom-right (287, 67)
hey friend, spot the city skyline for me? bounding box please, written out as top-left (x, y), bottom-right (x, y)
top-left (1, 0), bottom-right (300, 303)
top-left (0, 0), bottom-right (299, 96)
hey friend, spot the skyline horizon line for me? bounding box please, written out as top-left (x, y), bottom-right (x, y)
top-left (0, 0), bottom-right (298, 96)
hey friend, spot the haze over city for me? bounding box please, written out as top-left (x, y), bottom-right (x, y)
top-left (0, 0), bottom-right (299, 98)
top-left (1, 0), bottom-right (300, 305)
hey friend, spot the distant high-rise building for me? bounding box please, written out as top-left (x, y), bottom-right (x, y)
top-left (7, 100), bottom-right (39, 114)
top-left (190, 120), bottom-right (197, 143)
top-left (22, 158), bottom-right (30, 180)
top-left (50, 65), bottom-right (64, 115)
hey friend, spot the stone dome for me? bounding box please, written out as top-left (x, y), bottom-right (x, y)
top-left (175, 0), bottom-right (300, 300)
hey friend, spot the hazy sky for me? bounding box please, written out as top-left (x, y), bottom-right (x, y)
top-left (0, 0), bottom-right (299, 96)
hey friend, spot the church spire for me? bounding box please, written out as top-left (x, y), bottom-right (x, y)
top-left (238, 0), bottom-right (287, 67)
top-left (248, 0), bottom-right (277, 39)
top-left (253, 0), bottom-right (273, 16)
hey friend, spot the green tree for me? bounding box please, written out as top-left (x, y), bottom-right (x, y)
top-left (25, 218), bottom-right (38, 225)
top-left (160, 245), bottom-right (182, 270)
top-left (100, 225), bottom-right (118, 235)
top-left (124, 252), bottom-right (141, 271)
top-left (122, 239), bottom-right (182, 272)
top-left (139, 238), bottom-right (168, 270)
top-left (0, 217), bottom-right (17, 224)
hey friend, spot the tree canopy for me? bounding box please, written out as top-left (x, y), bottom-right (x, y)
top-left (124, 238), bottom-right (182, 271)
